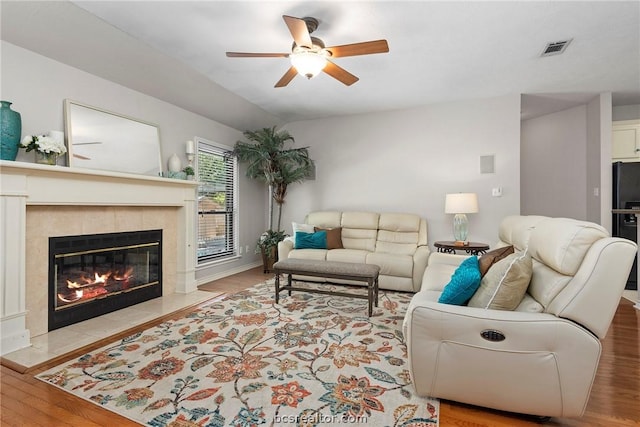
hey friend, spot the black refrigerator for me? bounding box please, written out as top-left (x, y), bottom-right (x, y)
top-left (612, 161), bottom-right (640, 290)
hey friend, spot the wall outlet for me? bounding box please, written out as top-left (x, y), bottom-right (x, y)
top-left (246, 245), bottom-right (250, 254)
top-left (239, 246), bottom-right (243, 255)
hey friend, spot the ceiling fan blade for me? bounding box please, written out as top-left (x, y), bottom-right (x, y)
top-left (275, 67), bottom-right (298, 88)
top-left (325, 40), bottom-right (389, 58)
top-left (226, 52), bottom-right (289, 58)
top-left (283, 15), bottom-right (312, 48)
top-left (323, 61), bottom-right (359, 86)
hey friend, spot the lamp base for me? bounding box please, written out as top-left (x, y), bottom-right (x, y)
top-left (452, 213), bottom-right (469, 242)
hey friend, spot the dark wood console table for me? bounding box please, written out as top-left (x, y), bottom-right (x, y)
top-left (434, 241), bottom-right (489, 255)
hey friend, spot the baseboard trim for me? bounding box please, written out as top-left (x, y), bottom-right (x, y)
top-left (196, 261), bottom-right (263, 286)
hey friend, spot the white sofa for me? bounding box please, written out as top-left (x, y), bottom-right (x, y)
top-left (403, 215), bottom-right (637, 417)
top-left (277, 211), bottom-right (430, 292)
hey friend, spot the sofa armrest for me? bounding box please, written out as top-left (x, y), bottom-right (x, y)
top-left (419, 252), bottom-right (468, 292)
top-left (412, 245), bottom-right (431, 292)
top-left (403, 295), bottom-right (601, 417)
top-left (427, 251), bottom-right (468, 267)
top-left (278, 238), bottom-right (294, 261)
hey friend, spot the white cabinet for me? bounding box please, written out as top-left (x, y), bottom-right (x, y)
top-left (613, 120), bottom-right (640, 161)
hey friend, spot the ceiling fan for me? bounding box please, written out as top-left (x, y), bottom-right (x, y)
top-left (226, 15), bottom-right (389, 88)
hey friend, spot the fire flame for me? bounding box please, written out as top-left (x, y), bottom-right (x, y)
top-left (94, 272), bottom-right (109, 283)
top-left (59, 268), bottom-right (134, 304)
top-left (58, 290), bottom-right (83, 303)
top-left (113, 267), bottom-right (134, 281)
top-left (66, 272), bottom-right (111, 289)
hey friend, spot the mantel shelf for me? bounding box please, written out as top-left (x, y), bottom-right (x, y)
top-left (0, 160), bottom-right (199, 187)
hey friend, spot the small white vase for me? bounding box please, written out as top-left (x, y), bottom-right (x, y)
top-left (167, 153), bottom-right (182, 172)
top-left (35, 151), bottom-right (58, 165)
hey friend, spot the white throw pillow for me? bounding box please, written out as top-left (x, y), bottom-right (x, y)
top-left (292, 222), bottom-right (315, 248)
top-left (292, 222), bottom-right (314, 234)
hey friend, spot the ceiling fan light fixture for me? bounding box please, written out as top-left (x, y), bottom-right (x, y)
top-left (290, 51), bottom-right (327, 79)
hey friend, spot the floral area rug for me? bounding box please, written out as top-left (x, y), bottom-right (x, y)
top-left (37, 281), bottom-right (439, 426)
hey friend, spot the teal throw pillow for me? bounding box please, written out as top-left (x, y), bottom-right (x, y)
top-left (438, 256), bottom-right (482, 305)
top-left (295, 231), bottom-right (327, 249)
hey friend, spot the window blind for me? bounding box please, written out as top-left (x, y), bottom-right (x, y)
top-left (196, 141), bottom-right (237, 263)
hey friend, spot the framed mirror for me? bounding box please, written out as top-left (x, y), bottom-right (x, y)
top-left (64, 99), bottom-right (162, 176)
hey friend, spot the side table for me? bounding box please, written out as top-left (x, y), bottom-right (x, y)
top-left (434, 241), bottom-right (489, 256)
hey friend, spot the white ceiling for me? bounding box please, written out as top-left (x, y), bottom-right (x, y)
top-left (2, 1), bottom-right (639, 130)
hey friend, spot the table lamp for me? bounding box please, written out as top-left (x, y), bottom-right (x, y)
top-left (445, 193), bottom-right (479, 244)
top-left (185, 140), bottom-right (195, 166)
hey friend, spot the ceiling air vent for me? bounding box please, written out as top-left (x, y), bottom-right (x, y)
top-left (540, 39), bottom-right (572, 57)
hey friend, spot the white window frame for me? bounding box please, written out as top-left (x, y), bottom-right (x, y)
top-left (194, 137), bottom-right (238, 266)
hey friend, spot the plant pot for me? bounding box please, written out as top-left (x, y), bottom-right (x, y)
top-left (261, 246), bottom-right (277, 273)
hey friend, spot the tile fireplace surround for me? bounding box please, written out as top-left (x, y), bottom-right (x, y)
top-left (0, 160), bottom-right (199, 356)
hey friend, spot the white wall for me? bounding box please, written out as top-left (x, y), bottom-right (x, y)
top-left (587, 94), bottom-right (612, 231)
top-left (521, 106), bottom-right (589, 219)
top-left (282, 95), bottom-right (521, 247)
top-left (1, 41), bottom-right (267, 281)
top-left (520, 95), bottom-right (613, 226)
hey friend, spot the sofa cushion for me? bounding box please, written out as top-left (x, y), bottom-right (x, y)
top-left (306, 211), bottom-right (342, 229)
top-left (375, 230), bottom-right (419, 255)
top-left (326, 248), bottom-right (369, 264)
top-left (376, 213), bottom-right (424, 255)
top-left (338, 212), bottom-right (380, 252)
top-left (514, 293), bottom-right (544, 313)
top-left (295, 231), bottom-right (327, 249)
top-left (315, 227), bottom-right (343, 249)
top-left (341, 228), bottom-right (378, 252)
top-left (366, 252), bottom-right (414, 277)
top-left (527, 218), bottom-right (608, 276)
top-left (526, 260), bottom-right (572, 310)
top-left (341, 211), bottom-right (380, 229)
top-left (379, 213), bottom-right (421, 232)
top-left (478, 245), bottom-right (514, 277)
top-left (289, 249), bottom-right (328, 261)
top-left (438, 256), bottom-right (482, 305)
top-left (468, 251), bottom-right (533, 310)
top-left (498, 215), bottom-right (548, 251)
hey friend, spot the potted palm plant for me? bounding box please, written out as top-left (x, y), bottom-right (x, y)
top-left (232, 126), bottom-right (314, 272)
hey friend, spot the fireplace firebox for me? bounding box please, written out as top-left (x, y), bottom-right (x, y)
top-left (49, 229), bottom-right (162, 331)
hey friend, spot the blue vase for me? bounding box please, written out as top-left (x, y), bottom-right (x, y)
top-left (0, 101), bottom-right (22, 161)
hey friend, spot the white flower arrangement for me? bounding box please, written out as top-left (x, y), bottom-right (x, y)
top-left (20, 135), bottom-right (67, 154)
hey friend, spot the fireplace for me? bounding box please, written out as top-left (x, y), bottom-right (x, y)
top-left (49, 229), bottom-right (163, 331)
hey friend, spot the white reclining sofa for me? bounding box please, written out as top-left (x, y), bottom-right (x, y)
top-left (278, 211), bottom-right (430, 292)
top-left (403, 215), bottom-right (637, 417)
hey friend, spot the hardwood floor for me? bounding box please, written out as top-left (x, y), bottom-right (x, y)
top-left (2, 267), bottom-right (638, 426)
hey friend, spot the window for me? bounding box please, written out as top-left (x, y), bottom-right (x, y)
top-left (195, 138), bottom-right (237, 264)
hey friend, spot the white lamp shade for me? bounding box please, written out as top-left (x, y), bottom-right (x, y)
top-left (445, 193), bottom-right (479, 214)
top-left (290, 52), bottom-right (327, 78)
top-left (185, 140), bottom-right (195, 154)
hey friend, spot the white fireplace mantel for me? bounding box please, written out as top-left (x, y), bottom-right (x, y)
top-left (0, 160), bottom-right (198, 355)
